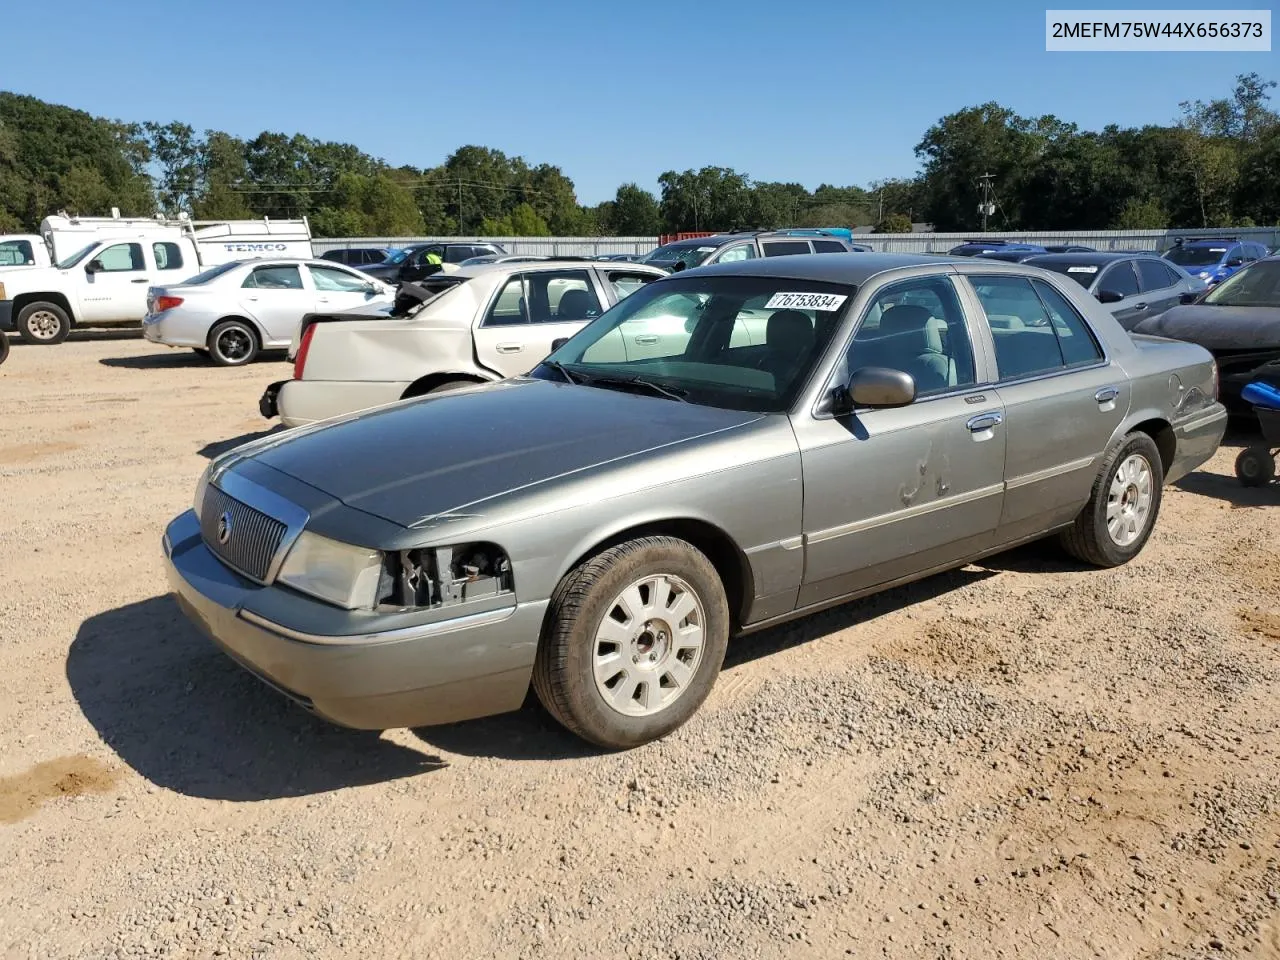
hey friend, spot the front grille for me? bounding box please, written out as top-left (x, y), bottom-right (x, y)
top-left (200, 485), bottom-right (287, 582)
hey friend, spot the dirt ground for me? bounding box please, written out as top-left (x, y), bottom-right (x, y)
top-left (1, 333), bottom-right (1279, 960)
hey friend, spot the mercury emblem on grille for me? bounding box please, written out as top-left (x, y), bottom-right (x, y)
top-left (216, 511), bottom-right (233, 545)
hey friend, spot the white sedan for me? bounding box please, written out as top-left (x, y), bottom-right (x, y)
top-left (142, 258), bottom-right (395, 366)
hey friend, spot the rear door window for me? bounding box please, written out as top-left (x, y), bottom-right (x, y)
top-left (761, 240), bottom-right (812, 257)
top-left (813, 240), bottom-right (847, 253)
top-left (242, 264), bottom-right (303, 289)
top-left (1136, 259), bottom-right (1175, 292)
top-left (0, 239), bottom-right (35, 265)
top-left (1097, 261), bottom-right (1139, 297)
top-left (153, 241), bottom-right (184, 271)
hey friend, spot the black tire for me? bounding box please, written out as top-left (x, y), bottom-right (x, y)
top-left (1236, 447), bottom-right (1276, 487)
top-left (1060, 432), bottom-right (1164, 567)
top-left (207, 319), bottom-right (260, 367)
top-left (532, 536), bottom-right (730, 750)
top-left (16, 301), bottom-right (71, 345)
top-left (0, 334), bottom-right (9, 366)
top-left (192, 348), bottom-right (210, 360)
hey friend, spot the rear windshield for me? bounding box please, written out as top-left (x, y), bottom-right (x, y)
top-left (642, 243), bottom-right (720, 268)
top-left (1027, 259), bottom-right (1100, 288)
top-left (1166, 246), bottom-right (1230, 267)
top-left (182, 261), bottom-right (242, 285)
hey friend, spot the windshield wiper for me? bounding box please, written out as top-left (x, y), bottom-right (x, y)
top-left (580, 374), bottom-right (689, 402)
top-left (543, 360), bottom-right (580, 384)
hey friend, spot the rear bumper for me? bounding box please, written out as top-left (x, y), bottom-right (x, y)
top-left (1166, 402), bottom-right (1229, 485)
top-left (276, 379), bottom-right (410, 428)
top-left (163, 510), bottom-right (544, 730)
top-left (142, 312), bottom-right (205, 348)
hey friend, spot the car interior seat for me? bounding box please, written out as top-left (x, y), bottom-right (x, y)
top-left (556, 288), bottom-right (596, 321)
top-left (760, 309), bottom-right (816, 388)
top-left (875, 304), bottom-right (950, 392)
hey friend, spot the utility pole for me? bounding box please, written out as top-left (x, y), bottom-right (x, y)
top-left (977, 172), bottom-right (996, 231)
top-left (456, 179), bottom-right (463, 234)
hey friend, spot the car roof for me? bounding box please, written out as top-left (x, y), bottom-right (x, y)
top-left (1022, 252), bottom-right (1160, 265)
top-left (682, 252), bottom-right (957, 284)
top-left (654, 232), bottom-right (848, 251)
top-left (451, 259), bottom-right (667, 279)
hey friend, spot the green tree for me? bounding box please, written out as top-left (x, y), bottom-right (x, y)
top-left (609, 183), bottom-right (661, 235)
top-left (875, 212), bottom-right (912, 233)
top-left (1111, 197), bottom-right (1168, 229)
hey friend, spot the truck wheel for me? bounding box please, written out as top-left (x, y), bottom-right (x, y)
top-left (1235, 447), bottom-right (1275, 487)
top-left (1060, 432), bottom-right (1164, 567)
top-left (16, 302), bottom-right (71, 345)
top-left (533, 536), bottom-right (729, 750)
top-left (207, 319), bottom-right (259, 367)
top-left (0, 334), bottom-right (9, 366)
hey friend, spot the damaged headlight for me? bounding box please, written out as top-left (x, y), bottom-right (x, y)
top-left (277, 531), bottom-right (383, 610)
top-left (380, 543), bottom-right (513, 610)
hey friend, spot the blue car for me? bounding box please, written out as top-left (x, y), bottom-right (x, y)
top-left (1164, 237), bottom-right (1270, 286)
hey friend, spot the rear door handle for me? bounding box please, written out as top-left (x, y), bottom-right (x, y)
top-left (496, 343), bottom-right (524, 354)
top-left (131, 278), bottom-right (150, 284)
top-left (1134, 302), bottom-right (1148, 310)
top-left (1095, 386), bottom-right (1119, 403)
top-left (634, 334), bottom-right (659, 344)
top-left (966, 412), bottom-right (1003, 432)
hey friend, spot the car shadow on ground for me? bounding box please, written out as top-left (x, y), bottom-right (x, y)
top-left (415, 565), bottom-right (1000, 762)
top-left (1176, 469), bottom-right (1280, 508)
top-left (198, 426), bottom-right (286, 460)
top-left (68, 595), bottom-right (446, 801)
top-left (99, 349), bottom-right (288, 370)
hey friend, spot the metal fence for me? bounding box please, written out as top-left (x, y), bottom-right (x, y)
top-left (312, 227), bottom-right (1280, 258)
top-left (310, 236), bottom-right (658, 257)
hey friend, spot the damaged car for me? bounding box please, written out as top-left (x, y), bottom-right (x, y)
top-left (164, 254), bottom-right (1227, 750)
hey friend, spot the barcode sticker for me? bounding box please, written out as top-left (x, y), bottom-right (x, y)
top-left (764, 292), bottom-right (848, 311)
top-left (1066, 266), bottom-right (1098, 273)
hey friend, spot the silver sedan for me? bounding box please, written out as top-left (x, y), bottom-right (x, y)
top-left (142, 258), bottom-right (395, 366)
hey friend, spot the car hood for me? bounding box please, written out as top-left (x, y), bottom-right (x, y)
top-left (248, 378), bottom-right (763, 528)
top-left (1133, 304), bottom-right (1280, 350)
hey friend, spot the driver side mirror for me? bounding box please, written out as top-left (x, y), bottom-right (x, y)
top-left (826, 366), bottom-right (916, 415)
top-left (1226, 257), bottom-right (1244, 267)
top-left (1179, 291), bottom-right (1200, 304)
top-left (1095, 289), bottom-right (1124, 304)
top-left (85, 259), bottom-right (102, 274)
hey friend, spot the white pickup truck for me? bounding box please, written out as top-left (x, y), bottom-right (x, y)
top-left (0, 213), bottom-right (313, 344)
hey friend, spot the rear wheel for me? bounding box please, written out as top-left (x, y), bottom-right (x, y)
top-left (0, 333), bottom-right (9, 366)
top-left (1235, 447), bottom-right (1276, 487)
top-left (16, 301), bottom-right (71, 345)
top-left (207, 319), bottom-right (259, 367)
top-left (533, 536), bottom-right (729, 749)
top-left (1060, 432), bottom-right (1163, 567)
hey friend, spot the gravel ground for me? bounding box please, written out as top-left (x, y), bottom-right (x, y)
top-left (1, 333), bottom-right (1278, 960)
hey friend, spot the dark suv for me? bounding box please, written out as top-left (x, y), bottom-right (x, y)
top-left (361, 242), bottom-right (508, 283)
top-left (641, 230), bottom-right (858, 272)
top-left (320, 247), bottom-right (400, 267)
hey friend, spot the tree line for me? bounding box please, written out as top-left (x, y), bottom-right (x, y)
top-left (0, 73), bottom-right (1275, 239)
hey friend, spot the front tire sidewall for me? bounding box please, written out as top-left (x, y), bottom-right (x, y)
top-left (1085, 434), bottom-right (1164, 566)
top-left (17, 302), bottom-right (71, 345)
top-left (539, 539), bottom-right (729, 750)
top-left (207, 320), bottom-right (259, 367)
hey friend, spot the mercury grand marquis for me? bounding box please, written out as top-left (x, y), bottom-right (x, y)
top-left (163, 254), bottom-right (1227, 749)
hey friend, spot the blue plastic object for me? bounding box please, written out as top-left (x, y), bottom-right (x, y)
top-left (1242, 380), bottom-right (1280, 410)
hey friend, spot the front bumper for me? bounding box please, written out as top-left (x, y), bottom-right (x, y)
top-left (163, 510), bottom-right (545, 730)
top-left (0, 300), bottom-right (13, 332)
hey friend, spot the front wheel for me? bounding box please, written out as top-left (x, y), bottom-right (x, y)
top-left (0, 333), bottom-right (9, 366)
top-left (16, 301), bottom-right (71, 345)
top-left (1060, 432), bottom-right (1164, 567)
top-left (1236, 447), bottom-right (1276, 487)
top-left (533, 536), bottom-right (730, 749)
top-left (207, 319), bottom-right (259, 367)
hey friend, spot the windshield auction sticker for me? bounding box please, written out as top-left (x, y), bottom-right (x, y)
top-left (765, 292), bottom-right (849, 311)
top-left (1046, 9), bottom-right (1270, 51)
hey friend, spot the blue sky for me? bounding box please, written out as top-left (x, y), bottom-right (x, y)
top-left (3, 1), bottom-right (1275, 204)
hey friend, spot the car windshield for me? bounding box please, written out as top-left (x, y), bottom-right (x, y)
top-left (642, 243), bottom-right (719, 268)
top-left (1166, 246), bottom-right (1229, 267)
top-left (533, 275), bottom-right (854, 413)
top-left (1201, 261), bottom-right (1280, 307)
top-left (1028, 259), bottom-right (1101, 289)
top-left (55, 242), bottom-right (99, 269)
top-left (182, 261), bottom-right (243, 285)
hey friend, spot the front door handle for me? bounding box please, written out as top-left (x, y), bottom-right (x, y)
top-left (1095, 386), bottom-right (1119, 403)
top-left (496, 342), bottom-right (524, 354)
top-left (1133, 302), bottom-right (1147, 310)
top-left (966, 411), bottom-right (1003, 432)
top-left (634, 334), bottom-right (659, 344)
